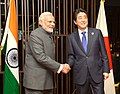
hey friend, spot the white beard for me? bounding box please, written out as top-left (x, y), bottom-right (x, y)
top-left (42, 26), bottom-right (54, 33)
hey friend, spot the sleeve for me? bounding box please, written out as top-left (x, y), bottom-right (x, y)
top-left (68, 35), bottom-right (75, 67)
top-left (28, 32), bottom-right (60, 72)
top-left (98, 30), bottom-right (110, 73)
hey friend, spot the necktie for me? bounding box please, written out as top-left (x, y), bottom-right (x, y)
top-left (82, 32), bottom-right (87, 53)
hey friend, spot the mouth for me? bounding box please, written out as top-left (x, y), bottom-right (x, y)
top-left (81, 22), bottom-right (86, 25)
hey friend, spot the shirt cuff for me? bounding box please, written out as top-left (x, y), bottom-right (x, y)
top-left (57, 64), bottom-right (63, 74)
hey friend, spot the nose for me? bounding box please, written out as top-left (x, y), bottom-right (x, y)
top-left (81, 18), bottom-right (85, 21)
top-left (51, 21), bottom-right (55, 26)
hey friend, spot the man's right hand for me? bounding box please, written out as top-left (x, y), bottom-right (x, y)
top-left (62, 64), bottom-right (71, 74)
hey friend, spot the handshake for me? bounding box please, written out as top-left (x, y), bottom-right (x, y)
top-left (61, 64), bottom-right (71, 74)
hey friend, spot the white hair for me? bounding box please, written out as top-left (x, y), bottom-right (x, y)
top-left (39, 12), bottom-right (53, 21)
top-left (38, 12), bottom-right (55, 32)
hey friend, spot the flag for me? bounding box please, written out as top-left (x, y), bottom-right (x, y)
top-left (96, 0), bottom-right (116, 94)
top-left (1, 0), bottom-right (20, 94)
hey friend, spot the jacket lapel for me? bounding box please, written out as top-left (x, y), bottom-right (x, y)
top-left (74, 31), bottom-right (86, 54)
top-left (73, 28), bottom-right (95, 54)
top-left (87, 28), bottom-right (94, 54)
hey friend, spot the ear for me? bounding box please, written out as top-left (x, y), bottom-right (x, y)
top-left (74, 20), bottom-right (77, 25)
top-left (39, 19), bottom-right (43, 26)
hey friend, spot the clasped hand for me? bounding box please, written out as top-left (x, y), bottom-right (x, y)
top-left (62, 64), bottom-right (71, 74)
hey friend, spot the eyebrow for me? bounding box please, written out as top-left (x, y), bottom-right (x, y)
top-left (47, 21), bottom-right (56, 23)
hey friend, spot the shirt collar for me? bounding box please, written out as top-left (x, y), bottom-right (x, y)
top-left (78, 27), bottom-right (88, 34)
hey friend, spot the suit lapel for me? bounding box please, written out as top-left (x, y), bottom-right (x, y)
top-left (74, 28), bottom-right (95, 54)
top-left (74, 31), bottom-right (86, 54)
top-left (87, 28), bottom-right (94, 54)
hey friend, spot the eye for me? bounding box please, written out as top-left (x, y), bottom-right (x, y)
top-left (78, 16), bottom-right (82, 20)
top-left (47, 21), bottom-right (56, 24)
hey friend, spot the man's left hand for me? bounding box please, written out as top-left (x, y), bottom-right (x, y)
top-left (103, 72), bottom-right (109, 80)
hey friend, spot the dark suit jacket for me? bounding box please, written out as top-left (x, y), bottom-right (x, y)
top-left (23, 27), bottom-right (60, 90)
top-left (68, 27), bottom-right (110, 85)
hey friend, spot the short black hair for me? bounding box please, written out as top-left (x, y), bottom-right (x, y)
top-left (73, 8), bottom-right (88, 21)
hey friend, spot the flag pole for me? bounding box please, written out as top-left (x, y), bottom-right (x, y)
top-left (101, 0), bottom-right (105, 2)
top-left (0, 46), bottom-right (1, 71)
top-left (100, 0), bottom-right (105, 3)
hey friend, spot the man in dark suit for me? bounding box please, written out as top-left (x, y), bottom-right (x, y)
top-left (23, 12), bottom-right (70, 94)
top-left (68, 8), bottom-right (110, 94)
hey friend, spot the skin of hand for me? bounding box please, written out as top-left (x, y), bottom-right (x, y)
top-left (62, 64), bottom-right (71, 74)
top-left (103, 72), bottom-right (109, 80)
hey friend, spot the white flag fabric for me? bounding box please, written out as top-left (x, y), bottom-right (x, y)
top-left (96, 0), bottom-right (116, 94)
top-left (1, 0), bottom-right (20, 94)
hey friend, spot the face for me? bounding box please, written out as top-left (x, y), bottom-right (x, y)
top-left (74, 12), bottom-right (88, 31)
top-left (40, 15), bottom-right (55, 33)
